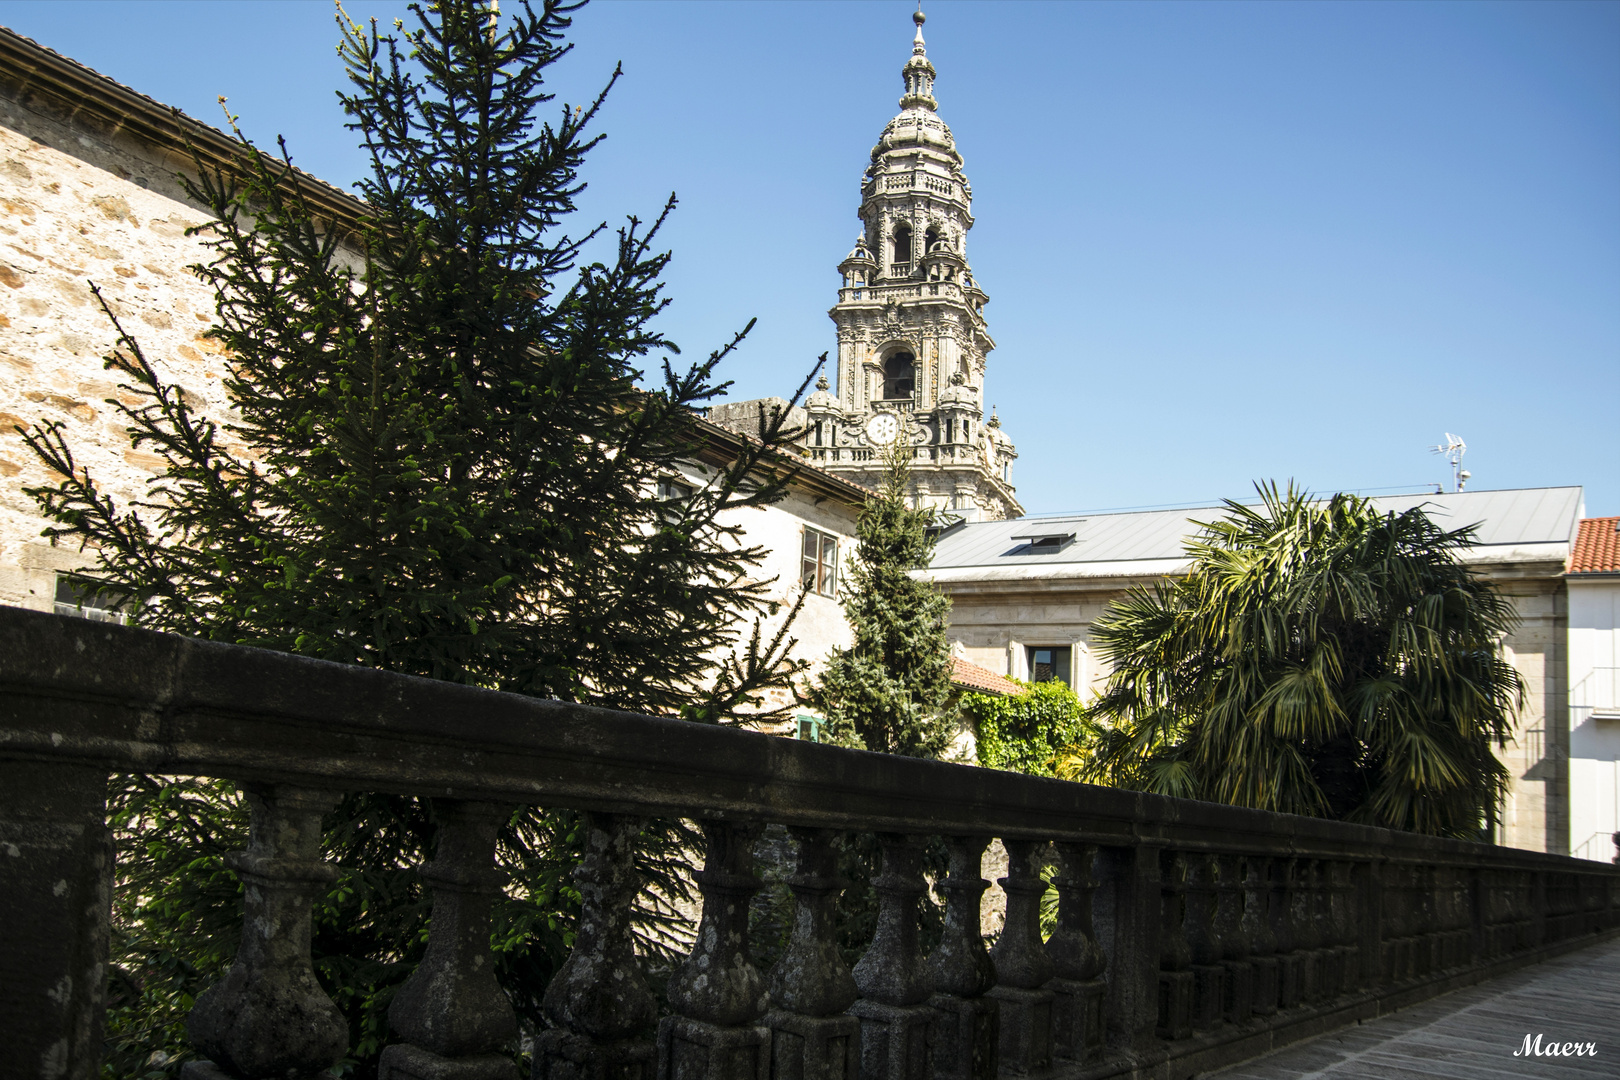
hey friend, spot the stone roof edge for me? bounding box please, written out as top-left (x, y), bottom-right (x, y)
top-left (0, 25), bottom-right (369, 233)
top-left (691, 416), bottom-right (875, 510)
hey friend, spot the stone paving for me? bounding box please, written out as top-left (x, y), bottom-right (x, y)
top-left (1210, 937), bottom-right (1620, 1079)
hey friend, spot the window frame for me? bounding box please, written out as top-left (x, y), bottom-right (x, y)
top-left (801, 527), bottom-right (839, 598)
top-left (1027, 645), bottom-right (1072, 687)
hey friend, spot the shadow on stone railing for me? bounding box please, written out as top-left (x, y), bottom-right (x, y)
top-left (2, 606), bottom-right (1618, 1080)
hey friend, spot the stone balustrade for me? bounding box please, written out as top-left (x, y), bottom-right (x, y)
top-left (2, 605), bottom-right (1618, 1080)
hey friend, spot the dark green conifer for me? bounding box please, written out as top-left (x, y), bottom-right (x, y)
top-left (806, 443), bottom-right (955, 757)
top-left (21, 1), bottom-right (811, 1070)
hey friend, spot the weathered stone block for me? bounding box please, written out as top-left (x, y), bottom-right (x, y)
top-left (1276, 953), bottom-right (1304, 1009)
top-left (379, 1044), bottom-right (521, 1080)
top-left (1191, 964), bottom-right (1224, 1030)
top-left (657, 1016), bottom-right (770, 1080)
top-left (1156, 970), bottom-right (1194, 1041)
top-left (927, 993), bottom-right (997, 1080)
top-left (1047, 977), bottom-right (1104, 1063)
top-left (1334, 945), bottom-right (1359, 994)
top-left (533, 1030), bottom-right (655, 1080)
top-left (848, 1000), bottom-right (934, 1080)
top-left (766, 1009), bottom-right (860, 1080)
top-left (1220, 960), bottom-right (1252, 1023)
top-left (1307, 949), bottom-right (1337, 1003)
top-left (1248, 957), bottom-right (1279, 1017)
top-left (987, 985), bottom-right (1052, 1075)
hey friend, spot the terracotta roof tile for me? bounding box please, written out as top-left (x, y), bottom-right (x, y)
top-left (951, 656), bottom-right (1021, 696)
top-left (1569, 517), bottom-right (1620, 575)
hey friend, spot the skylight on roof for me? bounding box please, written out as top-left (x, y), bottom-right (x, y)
top-left (1005, 531), bottom-right (1076, 555)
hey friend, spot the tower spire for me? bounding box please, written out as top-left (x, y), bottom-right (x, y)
top-left (901, 4), bottom-right (937, 111)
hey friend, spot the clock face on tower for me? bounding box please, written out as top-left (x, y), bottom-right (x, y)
top-left (865, 412), bottom-right (901, 445)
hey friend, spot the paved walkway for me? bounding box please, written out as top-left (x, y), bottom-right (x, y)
top-left (1210, 937), bottom-right (1620, 1079)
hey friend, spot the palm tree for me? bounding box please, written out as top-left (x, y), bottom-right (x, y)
top-left (1057, 483), bottom-right (1522, 839)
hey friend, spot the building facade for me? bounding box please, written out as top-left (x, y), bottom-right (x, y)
top-left (1567, 516), bottom-right (1620, 862)
top-left (923, 487), bottom-right (1586, 856)
top-left (711, 10), bottom-right (1021, 522)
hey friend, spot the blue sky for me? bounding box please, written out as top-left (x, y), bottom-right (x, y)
top-left (5, 0), bottom-right (1617, 517)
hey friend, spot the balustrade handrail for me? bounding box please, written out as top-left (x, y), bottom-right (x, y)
top-left (3, 603), bottom-right (1618, 1080)
top-left (0, 606), bottom-right (1595, 871)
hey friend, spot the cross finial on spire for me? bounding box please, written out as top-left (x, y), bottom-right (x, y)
top-left (914, 2), bottom-right (927, 52)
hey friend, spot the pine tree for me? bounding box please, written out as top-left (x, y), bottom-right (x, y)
top-left (806, 443), bottom-right (955, 757)
top-left (21, 1), bottom-right (812, 1071)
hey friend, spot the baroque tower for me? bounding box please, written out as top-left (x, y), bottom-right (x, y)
top-left (803, 6), bottom-right (1020, 521)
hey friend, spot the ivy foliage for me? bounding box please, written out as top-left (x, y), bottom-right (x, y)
top-left (965, 679), bottom-right (1091, 777)
top-left (22, 2), bottom-right (814, 1075)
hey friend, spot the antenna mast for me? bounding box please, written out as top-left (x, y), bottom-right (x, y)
top-left (1431, 433), bottom-right (1470, 493)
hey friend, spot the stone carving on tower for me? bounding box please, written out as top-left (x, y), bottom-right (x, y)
top-left (801, 6), bottom-right (1021, 521)
top-left (706, 7), bottom-right (1021, 521)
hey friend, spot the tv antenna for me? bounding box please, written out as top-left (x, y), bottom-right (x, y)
top-left (1430, 433), bottom-right (1469, 493)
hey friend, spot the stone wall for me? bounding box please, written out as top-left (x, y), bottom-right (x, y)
top-left (0, 87), bottom-right (232, 611)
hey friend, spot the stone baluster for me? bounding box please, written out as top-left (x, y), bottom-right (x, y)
top-left (1437, 866), bottom-right (1458, 965)
top-left (927, 836), bottom-right (998, 1080)
top-left (1092, 845), bottom-right (1165, 1055)
top-left (765, 829), bottom-right (860, 1080)
top-left (849, 834), bottom-right (935, 1080)
top-left (1241, 858), bottom-right (1279, 1016)
top-left (0, 761), bottom-right (113, 1080)
top-left (1326, 862), bottom-right (1355, 997)
top-left (1452, 867), bottom-right (1472, 958)
top-left (1045, 843), bottom-right (1107, 1063)
top-left (381, 800), bottom-right (519, 1080)
top-left (1183, 853), bottom-right (1225, 1030)
top-left (1290, 860), bottom-right (1324, 1004)
top-left (1214, 855), bottom-right (1252, 1023)
top-left (988, 839), bottom-right (1054, 1075)
top-left (1156, 850), bottom-right (1194, 1041)
top-left (1412, 865), bottom-right (1435, 979)
top-left (184, 785), bottom-right (347, 1080)
top-left (1311, 860), bottom-right (1343, 1000)
top-left (536, 812), bottom-right (657, 1080)
top-left (1270, 859), bottom-right (1303, 1009)
top-left (1386, 864), bottom-right (1411, 983)
top-left (659, 820), bottom-right (770, 1080)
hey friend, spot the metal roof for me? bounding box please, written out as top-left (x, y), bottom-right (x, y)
top-left (929, 487), bottom-right (1585, 571)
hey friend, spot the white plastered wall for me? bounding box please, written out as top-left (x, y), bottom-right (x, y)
top-left (1568, 577), bottom-right (1620, 862)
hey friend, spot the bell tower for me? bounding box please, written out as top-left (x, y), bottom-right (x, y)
top-left (804, 6), bottom-right (1021, 521)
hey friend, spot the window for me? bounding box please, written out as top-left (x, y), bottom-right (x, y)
top-left (54, 576), bottom-right (128, 625)
top-left (802, 527), bottom-right (839, 597)
top-left (883, 352), bottom-right (915, 399)
top-left (796, 715), bottom-right (823, 743)
top-left (892, 224), bottom-right (912, 265)
top-left (657, 478), bottom-right (693, 523)
top-left (1028, 646), bottom-right (1071, 686)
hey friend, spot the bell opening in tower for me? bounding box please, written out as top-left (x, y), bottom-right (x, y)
top-left (891, 224), bottom-right (912, 267)
top-left (883, 352), bottom-right (916, 399)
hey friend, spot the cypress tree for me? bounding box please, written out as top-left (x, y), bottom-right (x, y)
top-left (21, 1), bottom-right (812, 1070)
top-left (807, 443), bottom-right (956, 757)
